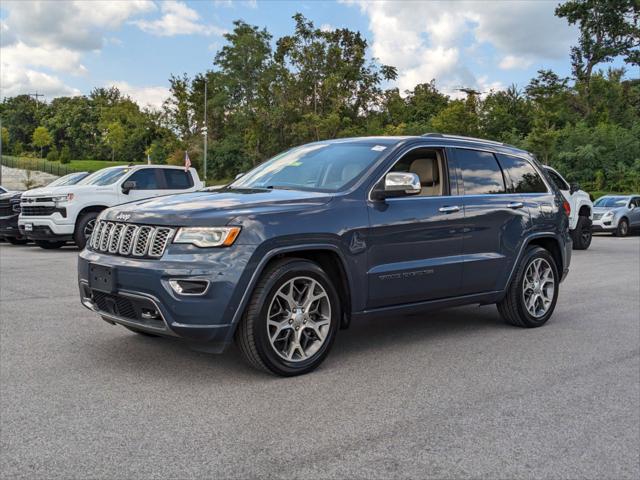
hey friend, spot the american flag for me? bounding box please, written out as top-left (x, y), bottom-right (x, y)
top-left (184, 151), bottom-right (191, 172)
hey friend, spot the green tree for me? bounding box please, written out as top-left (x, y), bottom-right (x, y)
top-left (1, 126), bottom-right (8, 149)
top-left (32, 126), bottom-right (52, 157)
top-left (556, 0), bottom-right (639, 84)
top-left (47, 146), bottom-right (59, 162)
top-left (104, 122), bottom-right (125, 161)
top-left (59, 145), bottom-right (71, 164)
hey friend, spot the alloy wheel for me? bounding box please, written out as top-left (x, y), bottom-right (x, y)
top-left (267, 276), bottom-right (331, 362)
top-left (522, 258), bottom-right (555, 318)
top-left (84, 219), bottom-right (96, 239)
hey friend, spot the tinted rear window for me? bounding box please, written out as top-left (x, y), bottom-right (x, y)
top-left (497, 154), bottom-right (547, 193)
top-left (164, 169), bottom-right (193, 189)
top-left (456, 149), bottom-right (505, 195)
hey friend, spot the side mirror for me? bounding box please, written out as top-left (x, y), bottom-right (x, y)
top-left (235, 172), bottom-right (245, 180)
top-left (569, 183), bottom-right (579, 194)
top-left (121, 180), bottom-right (136, 194)
top-left (372, 172), bottom-right (421, 200)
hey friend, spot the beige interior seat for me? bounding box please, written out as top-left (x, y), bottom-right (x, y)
top-left (409, 155), bottom-right (442, 196)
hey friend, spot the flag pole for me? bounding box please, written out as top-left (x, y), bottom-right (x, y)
top-left (203, 77), bottom-right (208, 183)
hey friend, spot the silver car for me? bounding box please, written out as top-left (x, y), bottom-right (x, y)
top-left (592, 195), bottom-right (640, 236)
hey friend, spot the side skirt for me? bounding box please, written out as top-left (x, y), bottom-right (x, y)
top-left (352, 291), bottom-right (504, 321)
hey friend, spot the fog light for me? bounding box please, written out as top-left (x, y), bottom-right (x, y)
top-left (141, 308), bottom-right (161, 320)
top-left (169, 279), bottom-right (209, 296)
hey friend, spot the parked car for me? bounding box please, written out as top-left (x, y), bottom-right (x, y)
top-left (543, 166), bottom-right (593, 250)
top-left (592, 195), bottom-right (640, 236)
top-left (19, 165), bottom-right (203, 249)
top-left (78, 134), bottom-right (572, 376)
top-left (1, 172), bottom-right (91, 245)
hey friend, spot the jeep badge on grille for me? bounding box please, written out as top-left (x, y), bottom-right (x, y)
top-left (116, 213), bottom-right (131, 222)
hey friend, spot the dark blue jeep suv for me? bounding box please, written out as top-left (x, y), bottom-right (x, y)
top-left (78, 134), bottom-right (572, 376)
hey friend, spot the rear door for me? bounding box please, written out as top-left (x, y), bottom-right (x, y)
top-left (452, 148), bottom-right (533, 295)
top-left (366, 146), bottom-right (465, 308)
top-left (161, 169), bottom-right (196, 195)
top-left (629, 197), bottom-right (640, 226)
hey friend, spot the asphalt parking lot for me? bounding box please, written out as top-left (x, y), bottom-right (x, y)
top-left (1, 235), bottom-right (639, 479)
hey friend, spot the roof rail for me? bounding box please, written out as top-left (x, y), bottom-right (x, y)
top-left (421, 132), bottom-right (505, 147)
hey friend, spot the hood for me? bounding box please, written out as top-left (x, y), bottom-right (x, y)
top-left (22, 184), bottom-right (109, 198)
top-left (0, 191), bottom-right (22, 202)
top-left (102, 188), bottom-right (333, 226)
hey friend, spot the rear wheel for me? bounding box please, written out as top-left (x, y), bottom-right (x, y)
top-left (497, 246), bottom-right (559, 328)
top-left (7, 237), bottom-right (29, 245)
top-left (74, 211), bottom-right (99, 249)
top-left (35, 240), bottom-right (65, 249)
top-left (614, 218), bottom-right (629, 237)
top-left (571, 215), bottom-right (592, 250)
top-left (235, 258), bottom-right (340, 376)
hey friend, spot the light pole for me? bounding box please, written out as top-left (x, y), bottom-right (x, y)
top-left (203, 78), bottom-right (208, 182)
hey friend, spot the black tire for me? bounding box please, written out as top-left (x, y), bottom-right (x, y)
top-left (124, 325), bottom-right (159, 337)
top-left (35, 240), bottom-right (65, 249)
top-left (614, 218), bottom-right (629, 237)
top-left (571, 215), bottom-right (592, 250)
top-left (235, 258), bottom-right (341, 376)
top-left (497, 246), bottom-right (559, 328)
top-left (74, 211), bottom-right (99, 249)
top-left (7, 237), bottom-right (29, 245)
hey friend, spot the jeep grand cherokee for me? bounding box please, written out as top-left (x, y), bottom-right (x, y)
top-left (78, 134), bottom-right (572, 376)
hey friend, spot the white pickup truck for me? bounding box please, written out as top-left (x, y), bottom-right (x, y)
top-left (19, 165), bottom-right (203, 249)
top-left (543, 166), bottom-right (593, 250)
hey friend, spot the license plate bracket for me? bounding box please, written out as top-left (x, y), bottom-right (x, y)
top-left (24, 223), bottom-right (33, 232)
top-left (89, 263), bottom-right (116, 293)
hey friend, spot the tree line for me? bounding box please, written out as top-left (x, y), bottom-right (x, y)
top-left (1, 0), bottom-right (638, 192)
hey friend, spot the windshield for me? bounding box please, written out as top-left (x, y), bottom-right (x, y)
top-left (594, 196), bottom-right (628, 208)
top-left (230, 143), bottom-right (388, 192)
top-left (82, 167), bottom-right (131, 186)
top-left (48, 172), bottom-right (89, 187)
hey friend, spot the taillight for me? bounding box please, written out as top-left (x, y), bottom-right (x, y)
top-left (562, 200), bottom-right (571, 216)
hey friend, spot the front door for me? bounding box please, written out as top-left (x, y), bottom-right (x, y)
top-left (366, 147), bottom-right (465, 309)
top-left (119, 168), bottom-right (169, 203)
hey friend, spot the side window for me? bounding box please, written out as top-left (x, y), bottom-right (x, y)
top-left (456, 149), bottom-right (505, 195)
top-left (544, 168), bottom-right (569, 191)
top-left (629, 197), bottom-right (639, 208)
top-left (163, 169), bottom-right (194, 189)
top-left (496, 154), bottom-right (547, 193)
top-left (388, 148), bottom-right (446, 196)
top-left (126, 169), bottom-right (161, 190)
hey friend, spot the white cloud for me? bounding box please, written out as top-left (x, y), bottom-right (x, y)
top-left (133, 1), bottom-right (225, 37)
top-left (499, 55), bottom-right (534, 71)
top-left (0, 0), bottom-right (155, 99)
top-left (346, 0), bottom-right (576, 94)
top-left (320, 23), bottom-right (334, 32)
top-left (109, 81), bottom-right (171, 110)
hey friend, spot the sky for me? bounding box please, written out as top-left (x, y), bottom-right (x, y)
top-left (0, 0), bottom-right (630, 109)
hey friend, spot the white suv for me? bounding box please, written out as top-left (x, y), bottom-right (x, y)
top-left (19, 165), bottom-right (203, 249)
top-left (543, 166), bottom-right (593, 250)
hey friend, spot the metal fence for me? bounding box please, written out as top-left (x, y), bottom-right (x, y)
top-left (1, 155), bottom-right (79, 177)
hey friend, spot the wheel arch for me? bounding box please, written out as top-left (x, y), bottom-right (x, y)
top-left (503, 233), bottom-right (566, 291)
top-left (232, 244), bottom-right (354, 331)
top-left (75, 205), bottom-right (109, 227)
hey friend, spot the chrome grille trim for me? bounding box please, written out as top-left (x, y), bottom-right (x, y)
top-left (89, 220), bottom-right (175, 258)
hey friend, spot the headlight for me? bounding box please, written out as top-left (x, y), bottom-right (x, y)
top-left (603, 210), bottom-right (614, 217)
top-left (52, 193), bottom-right (74, 203)
top-left (174, 227), bottom-right (241, 247)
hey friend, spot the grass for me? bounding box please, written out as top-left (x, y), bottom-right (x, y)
top-left (1, 155), bottom-right (145, 175)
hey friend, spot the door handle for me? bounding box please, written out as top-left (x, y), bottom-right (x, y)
top-left (507, 202), bottom-right (524, 209)
top-left (439, 205), bottom-right (461, 213)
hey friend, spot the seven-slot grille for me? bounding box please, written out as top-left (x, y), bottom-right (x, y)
top-left (90, 220), bottom-right (175, 258)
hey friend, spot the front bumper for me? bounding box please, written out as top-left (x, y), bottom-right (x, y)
top-left (0, 214), bottom-right (24, 239)
top-left (592, 218), bottom-right (616, 232)
top-left (18, 216), bottom-right (75, 241)
top-left (78, 245), bottom-right (257, 352)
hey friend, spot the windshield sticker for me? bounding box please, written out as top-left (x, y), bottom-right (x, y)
top-left (371, 145), bottom-right (386, 151)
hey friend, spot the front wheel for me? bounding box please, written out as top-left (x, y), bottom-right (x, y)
top-left (571, 215), bottom-right (592, 250)
top-left (235, 258), bottom-right (340, 376)
top-left (497, 246), bottom-right (559, 328)
top-left (35, 240), bottom-right (65, 249)
top-left (614, 218), bottom-right (629, 237)
top-left (74, 211), bottom-right (99, 249)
